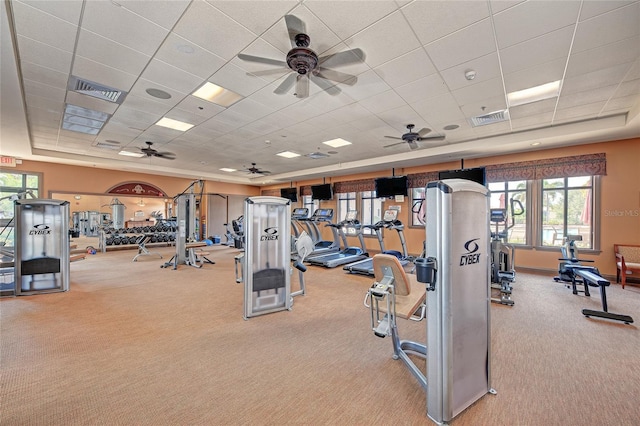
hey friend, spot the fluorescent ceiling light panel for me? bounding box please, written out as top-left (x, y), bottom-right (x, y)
top-left (118, 150), bottom-right (145, 158)
top-left (62, 104), bottom-right (110, 135)
top-left (219, 168), bottom-right (237, 172)
top-left (192, 82), bottom-right (243, 107)
top-left (276, 151), bottom-right (300, 158)
top-left (507, 80), bottom-right (561, 107)
top-left (155, 117), bottom-right (194, 132)
top-left (322, 138), bottom-right (352, 148)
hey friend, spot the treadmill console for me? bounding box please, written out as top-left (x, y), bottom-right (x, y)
top-left (292, 208), bottom-right (309, 219)
top-left (311, 208), bottom-right (334, 221)
top-left (345, 210), bottom-right (358, 221)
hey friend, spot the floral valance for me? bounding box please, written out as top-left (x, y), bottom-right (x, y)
top-left (486, 153), bottom-right (606, 182)
top-left (333, 179), bottom-right (374, 193)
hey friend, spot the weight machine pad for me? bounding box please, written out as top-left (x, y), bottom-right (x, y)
top-left (373, 254), bottom-right (426, 320)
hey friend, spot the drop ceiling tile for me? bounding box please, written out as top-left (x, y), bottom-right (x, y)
top-left (140, 59), bottom-right (203, 95)
top-left (425, 18), bottom-right (496, 71)
top-left (72, 56), bottom-right (138, 92)
top-left (440, 52), bottom-right (501, 91)
top-left (572, 2), bottom-right (640, 53)
top-left (509, 98), bottom-right (558, 120)
top-left (554, 101), bottom-right (606, 122)
top-left (403, 1), bottom-right (490, 45)
top-left (503, 58), bottom-right (566, 93)
top-left (566, 36), bottom-right (640, 77)
top-left (562, 63), bottom-right (632, 95)
top-left (11, 1), bottom-right (78, 52)
top-left (23, 79), bottom-right (66, 103)
top-left (579, 0), bottom-right (636, 21)
top-left (116, 0), bottom-right (190, 30)
top-left (164, 108), bottom-right (209, 127)
top-left (603, 94), bottom-right (639, 112)
top-left (16, 36), bottom-right (72, 74)
top-left (460, 96), bottom-right (507, 119)
top-left (81, 1), bottom-right (169, 56)
top-left (20, 62), bottom-right (69, 90)
top-left (112, 105), bottom-right (164, 129)
top-left (624, 60), bottom-right (640, 81)
top-left (121, 94), bottom-right (172, 118)
top-left (345, 10), bottom-right (421, 69)
top-left (229, 98), bottom-right (276, 122)
top-left (472, 121), bottom-right (512, 137)
top-left (492, 0), bottom-right (580, 49)
top-left (306, 1), bottom-right (398, 40)
top-left (376, 104), bottom-right (425, 129)
top-left (173, 1), bottom-right (258, 61)
top-left (374, 48), bottom-right (436, 89)
top-left (155, 33), bottom-right (226, 80)
top-left (412, 92), bottom-right (466, 125)
top-left (499, 25), bottom-right (574, 75)
top-left (613, 78), bottom-right (640, 97)
top-left (76, 30), bottom-right (151, 77)
top-left (127, 78), bottom-right (188, 108)
top-left (208, 0), bottom-right (298, 37)
top-left (210, 62), bottom-right (268, 98)
top-left (174, 96), bottom-right (225, 120)
top-left (558, 85), bottom-right (618, 110)
top-left (395, 73), bottom-right (449, 104)
top-left (339, 69), bottom-right (390, 102)
top-left (451, 77), bottom-right (504, 105)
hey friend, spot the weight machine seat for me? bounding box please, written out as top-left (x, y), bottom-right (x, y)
top-left (372, 254), bottom-right (426, 320)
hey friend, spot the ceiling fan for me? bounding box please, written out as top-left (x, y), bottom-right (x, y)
top-left (244, 163), bottom-right (271, 175)
top-left (237, 15), bottom-right (365, 98)
top-left (384, 124), bottom-right (445, 150)
top-left (139, 141), bottom-right (176, 160)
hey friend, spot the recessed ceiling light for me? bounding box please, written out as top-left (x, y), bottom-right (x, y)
top-left (155, 117), bottom-right (194, 132)
top-left (507, 80), bottom-right (561, 107)
top-left (220, 168), bottom-right (237, 172)
top-left (146, 88), bottom-right (172, 99)
top-left (276, 151), bottom-right (300, 158)
top-left (192, 82), bottom-right (243, 107)
top-left (323, 138), bottom-right (352, 148)
top-left (118, 150), bottom-right (145, 158)
top-left (531, 142), bottom-right (541, 146)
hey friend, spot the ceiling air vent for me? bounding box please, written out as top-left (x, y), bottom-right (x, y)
top-left (68, 76), bottom-right (127, 104)
top-left (306, 152), bottom-right (330, 159)
top-left (469, 109), bottom-right (510, 127)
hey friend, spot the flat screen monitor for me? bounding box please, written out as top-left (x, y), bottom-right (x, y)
top-left (438, 167), bottom-right (486, 186)
top-left (311, 183), bottom-right (333, 200)
top-left (280, 187), bottom-right (298, 202)
top-left (375, 176), bottom-right (408, 197)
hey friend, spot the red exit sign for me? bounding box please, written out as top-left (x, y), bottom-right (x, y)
top-left (1, 156), bottom-right (17, 167)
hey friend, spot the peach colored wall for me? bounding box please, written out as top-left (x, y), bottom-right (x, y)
top-left (6, 139), bottom-right (639, 276)
top-left (264, 138), bottom-right (640, 277)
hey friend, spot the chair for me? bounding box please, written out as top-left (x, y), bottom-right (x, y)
top-left (370, 254), bottom-right (426, 321)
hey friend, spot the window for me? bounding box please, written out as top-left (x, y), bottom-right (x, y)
top-left (336, 191), bottom-right (356, 235)
top-left (360, 191), bottom-right (382, 236)
top-left (488, 180), bottom-right (528, 245)
top-left (0, 171), bottom-right (41, 247)
top-left (540, 176), bottom-right (594, 248)
top-left (302, 195), bottom-right (318, 217)
top-left (410, 187), bottom-right (426, 227)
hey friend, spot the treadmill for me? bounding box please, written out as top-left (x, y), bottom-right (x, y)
top-left (344, 209), bottom-right (409, 276)
top-left (306, 210), bottom-right (368, 268)
top-left (291, 207), bottom-right (309, 238)
top-left (305, 208), bottom-right (341, 257)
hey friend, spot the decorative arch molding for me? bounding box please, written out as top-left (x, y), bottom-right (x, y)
top-left (106, 181), bottom-right (167, 197)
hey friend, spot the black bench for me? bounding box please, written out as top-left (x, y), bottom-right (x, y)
top-left (574, 269), bottom-right (633, 324)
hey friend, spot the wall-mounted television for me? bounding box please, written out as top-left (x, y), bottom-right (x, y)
top-left (375, 176), bottom-right (408, 198)
top-left (280, 187), bottom-right (298, 202)
top-left (311, 183), bottom-right (333, 200)
top-left (438, 167), bottom-right (486, 186)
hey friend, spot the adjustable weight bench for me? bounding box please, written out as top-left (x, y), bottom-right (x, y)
top-left (573, 269), bottom-right (633, 324)
top-left (132, 234), bottom-right (162, 262)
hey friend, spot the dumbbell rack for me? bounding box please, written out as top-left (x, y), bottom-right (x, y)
top-left (99, 222), bottom-right (177, 253)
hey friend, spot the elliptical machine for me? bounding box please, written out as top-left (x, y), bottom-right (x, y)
top-left (490, 198), bottom-right (524, 306)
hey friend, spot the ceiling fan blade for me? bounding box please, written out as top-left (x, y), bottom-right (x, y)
top-left (418, 134), bottom-right (446, 142)
top-left (284, 15), bottom-right (306, 47)
top-left (408, 141), bottom-right (419, 150)
top-left (384, 141), bottom-right (406, 149)
top-left (247, 68), bottom-right (290, 77)
top-left (319, 48), bottom-right (366, 67)
top-left (274, 73), bottom-right (297, 95)
top-left (237, 53), bottom-right (287, 67)
top-left (384, 135), bottom-right (403, 140)
top-left (309, 74), bottom-right (341, 96)
top-left (315, 67), bottom-right (357, 85)
top-left (295, 74), bottom-right (309, 98)
top-left (155, 153), bottom-right (176, 160)
top-left (417, 127), bottom-right (432, 137)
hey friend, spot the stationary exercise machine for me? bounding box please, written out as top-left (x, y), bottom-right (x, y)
top-left (554, 235), bottom-right (633, 324)
top-left (366, 179), bottom-right (495, 424)
top-left (290, 207), bottom-right (309, 238)
top-left (238, 196), bottom-right (292, 319)
top-left (306, 210), bottom-right (368, 268)
top-left (305, 208), bottom-right (341, 257)
top-left (490, 198), bottom-right (524, 306)
top-left (344, 209), bottom-right (409, 276)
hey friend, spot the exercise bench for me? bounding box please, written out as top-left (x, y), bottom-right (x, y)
top-left (573, 269), bottom-right (633, 324)
top-left (185, 241), bottom-right (214, 268)
top-left (133, 234), bottom-right (162, 262)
